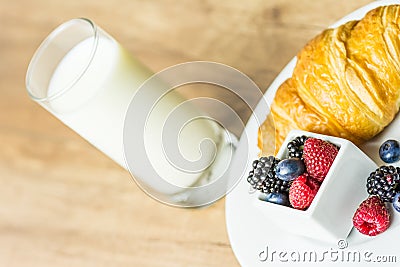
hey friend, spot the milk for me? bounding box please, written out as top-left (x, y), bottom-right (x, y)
top-left (46, 36), bottom-right (231, 189)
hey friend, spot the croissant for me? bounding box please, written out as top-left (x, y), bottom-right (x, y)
top-left (258, 5), bottom-right (400, 155)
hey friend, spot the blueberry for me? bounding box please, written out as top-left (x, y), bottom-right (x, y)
top-left (276, 158), bottom-right (305, 181)
top-left (379, 140), bottom-right (400, 163)
top-left (260, 192), bottom-right (290, 206)
top-left (392, 192), bottom-right (400, 212)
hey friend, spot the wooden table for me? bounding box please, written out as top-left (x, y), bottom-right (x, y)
top-left (0, 0), bottom-right (372, 266)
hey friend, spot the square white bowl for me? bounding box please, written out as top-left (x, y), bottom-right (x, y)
top-left (253, 129), bottom-right (378, 242)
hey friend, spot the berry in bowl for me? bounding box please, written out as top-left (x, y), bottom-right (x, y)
top-left (250, 130), bottom-right (378, 242)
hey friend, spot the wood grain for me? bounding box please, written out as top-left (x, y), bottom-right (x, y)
top-left (0, 0), bottom-right (372, 266)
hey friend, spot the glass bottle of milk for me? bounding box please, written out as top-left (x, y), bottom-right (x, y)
top-left (26, 19), bottom-right (236, 207)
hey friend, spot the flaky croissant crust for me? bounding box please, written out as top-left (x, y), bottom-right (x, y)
top-left (259, 5), bottom-right (400, 155)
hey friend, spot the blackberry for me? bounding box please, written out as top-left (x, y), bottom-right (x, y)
top-left (287, 135), bottom-right (309, 158)
top-left (366, 165), bottom-right (400, 202)
top-left (247, 156), bottom-right (291, 194)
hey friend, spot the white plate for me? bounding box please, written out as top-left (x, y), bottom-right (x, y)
top-left (226, 1), bottom-right (400, 266)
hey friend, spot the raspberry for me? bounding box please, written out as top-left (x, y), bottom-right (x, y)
top-left (289, 173), bottom-right (320, 210)
top-left (302, 137), bottom-right (339, 182)
top-left (352, 196), bottom-right (390, 236)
